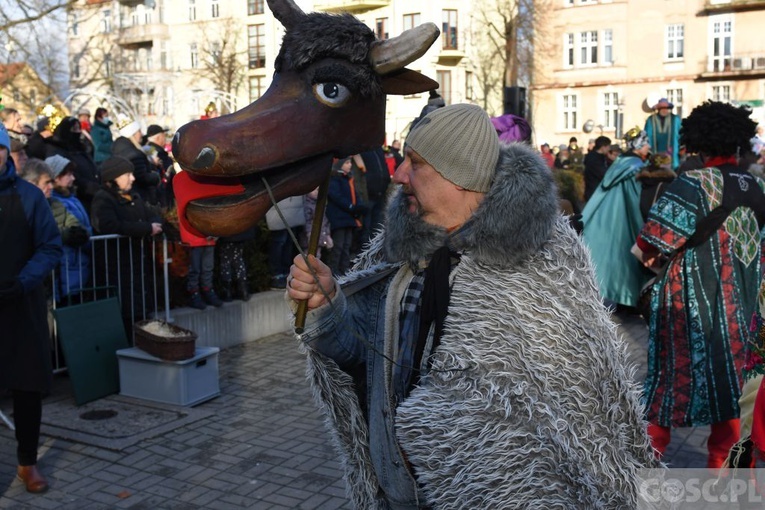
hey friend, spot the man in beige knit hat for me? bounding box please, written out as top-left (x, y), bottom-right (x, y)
top-left (287, 104), bottom-right (656, 508)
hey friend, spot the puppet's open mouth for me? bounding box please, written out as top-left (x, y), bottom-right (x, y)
top-left (177, 153), bottom-right (333, 237)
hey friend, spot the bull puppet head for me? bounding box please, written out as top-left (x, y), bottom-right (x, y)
top-left (172, 0), bottom-right (439, 237)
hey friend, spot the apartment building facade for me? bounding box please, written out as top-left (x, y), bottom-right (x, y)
top-left (67, 0), bottom-right (498, 142)
top-left (531, 0), bottom-right (765, 147)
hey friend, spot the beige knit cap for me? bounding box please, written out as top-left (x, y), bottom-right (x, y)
top-left (406, 103), bottom-right (500, 192)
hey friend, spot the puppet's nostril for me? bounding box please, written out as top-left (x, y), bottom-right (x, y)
top-left (192, 147), bottom-right (216, 170)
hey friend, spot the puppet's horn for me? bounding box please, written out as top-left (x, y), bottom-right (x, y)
top-left (267, 0), bottom-right (304, 29)
top-left (369, 23), bottom-right (440, 75)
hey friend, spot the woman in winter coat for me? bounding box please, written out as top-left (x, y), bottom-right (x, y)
top-left (0, 126), bottom-right (62, 493)
top-left (44, 116), bottom-right (100, 214)
top-left (90, 156), bottom-right (163, 329)
top-left (111, 121), bottom-right (160, 205)
top-left (45, 155), bottom-right (93, 301)
top-left (326, 157), bottom-right (367, 276)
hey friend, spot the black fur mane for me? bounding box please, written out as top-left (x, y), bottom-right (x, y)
top-left (274, 12), bottom-right (382, 98)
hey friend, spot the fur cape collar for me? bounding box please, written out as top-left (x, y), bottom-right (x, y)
top-left (382, 142), bottom-right (560, 268)
top-left (635, 167), bottom-right (677, 182)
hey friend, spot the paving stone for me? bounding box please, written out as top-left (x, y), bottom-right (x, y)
top-left (0, 317), bottom-right (713, 509)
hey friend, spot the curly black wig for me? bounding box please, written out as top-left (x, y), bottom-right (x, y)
top-left (680, 100), bottom-right (757, 157)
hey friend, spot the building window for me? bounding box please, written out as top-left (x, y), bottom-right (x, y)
top-left (160, 41), bottom-right (168, 69)
top-left (248, 24), bottom-right (266, 69)
top-left (29, 89), bottom-right (37, 105)
top-left (562, 94), bottom-right (578, 130)
top-left (580, 31), bottom-right (597, 65)
top-left (101, 9), bottom-right (111, 33)
top-left (403, 13), bottom-right (420, 31)
top-left (465, 70), bottom-right (474, 101)
top-left (162, 87), bottom-right (172, 116)
top-left (603, 29), bottom-right (613, 64)
top-left (72, 58), bottom-right (81, 79)
top-left (211, 41), bottom-right (221, 63)
top-left (666, 24), bottom-right (684, 60)
top-left (144, 5), bottom-right (153, 24)
top-left (602, 92), bottom-right (618, 128)
top-left (211, 0), bottom-right (219, 18)
top-left (666, 88), bottom-right (683, 117)
top-left (376, 18), bottom-right (388, 40)
top-left (564, 33), bottom-right (574, 67)
top-left (710, 16), bottom-right (733, 72)
top-left (712, 84), bottom-right (731, 102)
top-left (104, 55), bottom-right (112, 77)
top-left (437, 70), bottom-right (452, 105)
top-left (190, 43), bottom-right (199, 69)
top-left (249, 76), bottom-right (265, 102)
top-left (248, 0), bottom-right (264, 15)
top-left (188, 0), bottom-right (196, 21)
top-left (442, 10), bottom-right (458, 50)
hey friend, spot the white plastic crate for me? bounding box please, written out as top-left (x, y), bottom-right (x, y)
top-left (117, 347), bottom-right (220, 406)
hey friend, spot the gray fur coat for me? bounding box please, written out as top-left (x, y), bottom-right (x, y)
top-left (298, 143), bottom-right (657, 509)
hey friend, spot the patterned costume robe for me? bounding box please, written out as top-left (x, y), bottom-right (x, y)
top-left (640, 165), bottom-right (765, 427)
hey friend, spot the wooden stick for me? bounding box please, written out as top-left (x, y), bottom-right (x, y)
top-left (294, 174), bottom-right (331, 334)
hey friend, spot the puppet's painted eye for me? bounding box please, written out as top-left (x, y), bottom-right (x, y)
top-left (313, 82), bottom-right (351, 107)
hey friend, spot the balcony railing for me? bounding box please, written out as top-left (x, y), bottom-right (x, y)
top-left (702, 52), bottom-right (765, 74)
top-left (313, 0), bottom-right (390, 13)
top-left (118, 23), bottom-right (169, 46)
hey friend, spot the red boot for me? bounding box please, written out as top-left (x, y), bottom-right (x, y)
top-left (708, 419), bottom-right (740, 469)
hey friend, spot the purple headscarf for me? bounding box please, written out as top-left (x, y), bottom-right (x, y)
top-left (490, 114), bottom-right (531, 144)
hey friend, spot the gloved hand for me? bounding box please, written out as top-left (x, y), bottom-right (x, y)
top-left (0, 279), bottom-right (24, 305)
top-left (161, 220), bottom-right (181, 242)
top-left (62, 225), bottom-right (90, 247)
top-left (350, 203), bottom-right (369, 217)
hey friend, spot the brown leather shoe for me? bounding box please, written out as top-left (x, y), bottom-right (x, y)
top-left (16, 465), bottom-right (49, 493)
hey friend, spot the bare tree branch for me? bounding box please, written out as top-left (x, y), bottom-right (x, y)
top-left (0, 0), bottom-right (76, 32)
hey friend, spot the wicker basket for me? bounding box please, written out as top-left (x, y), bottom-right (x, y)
top-left (133, 320), bottom-right (197, 361)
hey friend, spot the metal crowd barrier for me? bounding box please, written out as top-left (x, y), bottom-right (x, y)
top-left (50, 234), bottom-right (173, 372)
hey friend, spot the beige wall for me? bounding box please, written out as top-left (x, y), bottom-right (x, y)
top-left (532, 0), bottom-right (765, 148)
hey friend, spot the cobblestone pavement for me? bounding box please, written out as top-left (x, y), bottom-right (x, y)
top-left (0, 310), bottom-right (709, 509)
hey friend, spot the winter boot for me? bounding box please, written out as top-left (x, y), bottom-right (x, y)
top-left (219, 282), bottom-right (233, 302)
top-left (201, 287), bottom-right (224, 307)
top-left (236, 280), bottom-right (250, 302)
top-left (188, 289), bottom-right (206, 310)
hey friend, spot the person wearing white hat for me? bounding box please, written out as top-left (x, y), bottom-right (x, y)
top-left (286, 104), bottom-right (656, 508)
top-left (111, 115), bottom-right (161, 204)
top-left (644, 97), bottom-right (681, 170)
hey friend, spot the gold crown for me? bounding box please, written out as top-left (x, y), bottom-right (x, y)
top-left (115, 114), bottom-right (136, 131)
top-left (624, 126), bottom-right (642, 141)
top-left (36, 103), bottom-right (65, 133)
top-left (205, 101), bottom-right (217, 115)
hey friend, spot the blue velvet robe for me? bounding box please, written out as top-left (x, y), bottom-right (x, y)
top-left (581, 153), bottom-right (652, 307)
